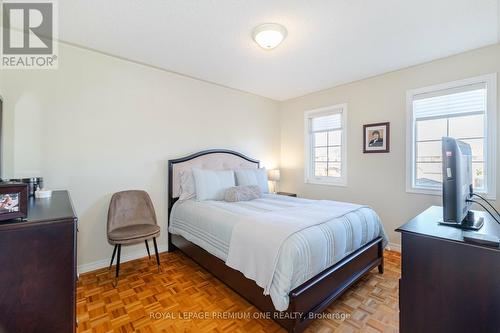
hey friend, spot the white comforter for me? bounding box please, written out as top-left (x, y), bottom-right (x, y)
top-left (226, 200), bottom-right (366, 295)
top-left (169, 194), bottom-right (388, 311)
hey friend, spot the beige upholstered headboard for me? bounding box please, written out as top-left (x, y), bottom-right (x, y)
top-left (168, 149), bottom-right (259, 210)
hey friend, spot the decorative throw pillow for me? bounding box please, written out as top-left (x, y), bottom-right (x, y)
top-left (224, 185), bottom-right (262, 202)
top-left (192, 168), bottom-right (235, 201)
top-left (179, 170), bottom-right (196, 201)
top-left (234, 168), bottom-right (269, 193)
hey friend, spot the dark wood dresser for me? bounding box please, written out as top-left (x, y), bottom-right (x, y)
top-left (0, 190), bottom-right (77, 333)
top-left (396, 206), bottom-right (500, 333)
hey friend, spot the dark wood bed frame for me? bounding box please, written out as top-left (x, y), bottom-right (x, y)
top-left (167, 149), bottom-right (384, 333)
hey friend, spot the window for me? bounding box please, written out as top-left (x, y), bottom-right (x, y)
top-left (305, 104), bottom-right (347, 186)
top-left (406, 74), bottom-right (497, 198)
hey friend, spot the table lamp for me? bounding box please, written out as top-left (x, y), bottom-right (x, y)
top-left (268, 169), bottom-right (280, 193)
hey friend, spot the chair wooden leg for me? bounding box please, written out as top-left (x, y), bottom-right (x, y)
top-left (153, 237), bottom-right (160, 269)
top-left (145, 240), bottom-right (151, 259)
top-left (113, 244), bottom-right (121, 287)
top-left (109, 244), bottom-right (117, 269)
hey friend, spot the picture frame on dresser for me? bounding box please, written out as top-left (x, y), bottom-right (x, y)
top-left (0, 182), bottom-right (28, 221)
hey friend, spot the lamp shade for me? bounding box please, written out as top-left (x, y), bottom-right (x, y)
top-left (268, 169), bottom-right (280, 182)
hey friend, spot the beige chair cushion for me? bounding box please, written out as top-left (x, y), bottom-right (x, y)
top-left (108, 224), bottom-right (160, 245)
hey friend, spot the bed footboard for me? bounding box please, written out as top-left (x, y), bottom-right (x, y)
top-left (287, 237), bottom-right (384, 332)
top-left (170, 234), bottom-right (383, 333)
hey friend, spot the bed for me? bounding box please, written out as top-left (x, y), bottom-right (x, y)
top-left (167, 149), bottom-right (387, 333)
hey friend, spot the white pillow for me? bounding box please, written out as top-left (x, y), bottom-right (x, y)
top-left (234, 168), bottom-right (269, 193)
top-left (178, 170), bottom-right (196, 201)
top-left (192, 168), bottom-right (235, 201)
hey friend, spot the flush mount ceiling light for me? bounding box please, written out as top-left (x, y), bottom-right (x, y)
top-left (252, 23), bottom-right (287, 50)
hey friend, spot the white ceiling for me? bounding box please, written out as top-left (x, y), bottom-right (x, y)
top-left (59, 0), bottom-right (499, 101)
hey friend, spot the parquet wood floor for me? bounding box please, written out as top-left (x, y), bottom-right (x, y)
top-left (77, 250), bottom-right (400, 333)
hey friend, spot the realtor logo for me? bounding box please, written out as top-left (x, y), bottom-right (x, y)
top-left (1, 0), bottom-right (58, 69)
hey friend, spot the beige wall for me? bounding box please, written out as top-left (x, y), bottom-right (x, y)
top-left (1, 41), bottom-right (499, 269)
top-left (279, 43), bottom-right (500, 247)
top-left (0, 43), bottom-right (280, 270)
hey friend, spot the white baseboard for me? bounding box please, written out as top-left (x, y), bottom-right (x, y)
top-left (77, 244), bottom-right (168, 274)
top-left (79, 240), bottom-right (398, 274)
top-left (386, 242), bottom-right (401, 253)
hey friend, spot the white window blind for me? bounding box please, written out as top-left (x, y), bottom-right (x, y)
top-left (311, 113), bottom-right (342, 132)
top-left (413, 84), bottom-right (486, 119)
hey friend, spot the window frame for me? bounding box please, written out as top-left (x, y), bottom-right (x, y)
top-left (406, 73), bottom-right (497, 199)
top-left (304, 103), bottom-right (348, 186)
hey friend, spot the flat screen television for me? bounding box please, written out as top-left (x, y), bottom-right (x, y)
top-left (440, 137), bottom-right (483, 230)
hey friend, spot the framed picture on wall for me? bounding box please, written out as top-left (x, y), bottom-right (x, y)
top-left (363, 122), bottom-right (390, 153)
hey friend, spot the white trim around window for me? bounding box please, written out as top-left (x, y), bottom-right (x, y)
top-left (406, 73), bottom-right (497, 199)
top-left (304, 103), bottom-right (348, 186)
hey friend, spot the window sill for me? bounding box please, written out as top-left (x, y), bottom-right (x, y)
top-left (406, 187), bottom-right (496, 200)
top-left (406, 187), bottom-right (441, 196)
top-left (305, 178), bottom-right (347, 187)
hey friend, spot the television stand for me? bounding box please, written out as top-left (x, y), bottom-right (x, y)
top-left (438, 211), bottom-right (484, 230)
top-left (397, 206), bottom-right (500, 332)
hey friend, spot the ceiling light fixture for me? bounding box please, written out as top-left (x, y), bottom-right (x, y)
top-left (252, 23), bottom-right (287, 50)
